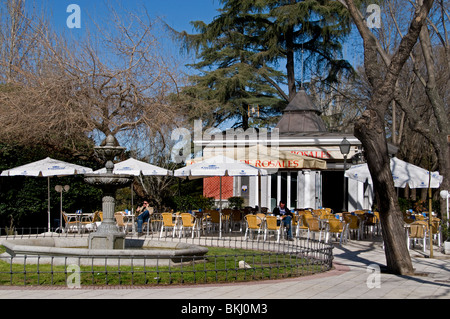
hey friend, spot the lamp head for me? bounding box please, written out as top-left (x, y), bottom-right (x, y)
top-left (339, 137), bottom-right (351, 156)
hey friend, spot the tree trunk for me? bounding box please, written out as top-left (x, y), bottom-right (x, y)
top-left (344, 0), bottom-right (434, 275)
top-left (355, 109), bottom-right (414, 275)
top-left (285, 25), bottom-right (296, 101)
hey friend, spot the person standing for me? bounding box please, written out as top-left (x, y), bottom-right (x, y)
top-left (272, 201), bottom-right (294, 240)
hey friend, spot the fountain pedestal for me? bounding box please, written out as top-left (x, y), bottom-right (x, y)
top-left (84, 135), bottom-right (133, 250)
top-left (87, 187), bottom-right (129, 250)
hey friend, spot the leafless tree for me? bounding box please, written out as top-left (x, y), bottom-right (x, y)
top-left (0, 0), bottom-right (189, 207)
top-left (340, 0), bottom-right (434, 275)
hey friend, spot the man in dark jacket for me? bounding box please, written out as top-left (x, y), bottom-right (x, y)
top-left (272, 201), bottom-right (293, 240)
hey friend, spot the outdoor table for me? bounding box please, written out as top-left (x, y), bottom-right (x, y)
top-left (65, 212), bottom-right (95, 233)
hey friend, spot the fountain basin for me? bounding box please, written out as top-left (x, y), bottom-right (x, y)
top-left (1, 237), bottom-right (208, 266)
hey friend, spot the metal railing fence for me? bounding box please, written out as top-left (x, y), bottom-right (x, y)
top-left (0, 228), bottom-right (333, 287)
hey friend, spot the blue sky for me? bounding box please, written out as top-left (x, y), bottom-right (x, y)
top-left (42, 0), bottom-right (221, 34)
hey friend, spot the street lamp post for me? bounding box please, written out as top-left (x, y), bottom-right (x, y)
top-left (55, 185), bottom-right (70, 232)
top-left (339, 137), bottom-right (351, 212)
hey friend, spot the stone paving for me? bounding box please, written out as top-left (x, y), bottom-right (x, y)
top-left (0, 236), bottom-right (449, 300)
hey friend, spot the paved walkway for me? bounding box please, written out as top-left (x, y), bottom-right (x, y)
top-left (0, 238), bottom-right (449, 300)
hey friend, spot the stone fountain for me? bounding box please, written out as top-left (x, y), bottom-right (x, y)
top-left (0, 134), bottom-right (208, 266)
top-left (84, 135), bottom-right (133, 250)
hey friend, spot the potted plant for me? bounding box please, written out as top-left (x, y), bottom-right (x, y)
top-left (227, 196), bottom-right (244, 210)
top-left (441, 218), bottom-right (450, 254)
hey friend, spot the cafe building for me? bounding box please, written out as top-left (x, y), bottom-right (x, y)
top-left (194, 88), bottom-right (397, 213)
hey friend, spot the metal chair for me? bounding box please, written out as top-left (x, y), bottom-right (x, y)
top-left (159, 213), bottom-right (178, 238)
top-left (343, 214), bottom-right (361, 240)
top-left (179, 213), bottom-right (200, 238)
top-left (305, 217), bottom-right (324, 242)
top-left (244, 214), bottom-right (262, 240)
top-left (407, 221), bottom-right (428, 252)
top-left (326, 218), bottom-right (347, 245)
top-left (430, 217), bottom-right (442, 247)
top-left (363, 212), bottom-right (381, 237)
top-left (263, 216), bottom-right (281, 242)
top-left (62, 212), bottom-right (78, 233)
top-left (114, 212), bottom-right (133, 234)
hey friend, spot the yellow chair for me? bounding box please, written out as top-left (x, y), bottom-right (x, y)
top-left (244, 214), bottom-right (262, 240)
top-left (415, 214), bottom-right (426, 221)
top-left (160, 212), bottom-right (178, 238)
top-left (407, 221), bottom-right (428, 252)
top-left (327, 218), bottom-right (346, 245)
top-left (144, 212), bottom-right (161, 235)
top-left (256, 213), bottom-right (266, 228)
top-left (430, 218), bottom-right (442, 247)
top-left (114, 212), bottom-right (133, 234)
top-left (208, 210), bottom-right (223, 233)
top-left (222, 209), bottom-right (233, 232)
top-left (263, 216), bottom-right (281, 242)
top-left (179, 213), bottom-right (200, 238)
top-left (305, 217), bottom-right (323, 241)
top-left (93, 211), bottom-right (103, 222)
top-left (292, 214), bottom-right (307, 237)
top-left (62, 212), bottom-right (78, 233)
top-left (344, 214), bottom-right (361, 240)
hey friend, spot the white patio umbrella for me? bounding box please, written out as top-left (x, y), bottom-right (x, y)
top-left (1, 157), bottom-right (93, 231)
top-left (94, 157), bottom-right (172, 176)
top-left (93, 157), bottom-right (173, 213)
top-left (174, 155), bottom-right (267, 237)
top-left (345, 157), bottom-right (443, 188)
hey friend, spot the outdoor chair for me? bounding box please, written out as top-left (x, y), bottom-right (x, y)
top-left (191, 211), bottom-right (204, 234)
top-left (256, 213), bottom-right (266, 228)
top-left (263, 215), bottom-right (281, 242)
top-left (230, 210), bottom-right (243, 232)
top-left (430, 217), bottom-right (442, 247)
top-left (343, 214), bottom-right (361, 240)
top-left (363, 212), bottom-right (381, 237)
top-left (407, 221), bottom-right (428, 252)
top-left (305, 217), bottom-right (324, 242)
top-left (93, 211), bottom-right (102, 222)
top-left (160, 212), bottom-right (178, 238)
top-left (62, 212), bottom-right (78, 233)
top-left (244, 214), bottom-right (262, 240)
top-left (148, 213), bottom-right (163, 235)
top-left (293, 214), bottom-right (308, 237)
top-left (222, 209), bottom-right (233, 232)
top-left (80, 212), bottom-right (96, 232)
top-left (208, 210), bottom-right (229, 233)
top-left (114, 212), bottom-right (133, 234)
top-left (179, 213), bottom-right (200, 238)
top-left (326, 218), bottom-right (347, 245)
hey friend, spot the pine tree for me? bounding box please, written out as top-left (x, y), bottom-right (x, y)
top-left (175, 3), bottom-right (286, 130)
top-left (173, 0), bottom-right (353, 128)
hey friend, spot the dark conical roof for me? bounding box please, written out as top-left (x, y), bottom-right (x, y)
top-left (276, 89), bottom-right (327, 133)
top-left (283, 88), bottom-right (322, 113)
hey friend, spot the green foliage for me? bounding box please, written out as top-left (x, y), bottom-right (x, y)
top-left (0, 143), bottom-right (102, 228)
top-left (172, 195), bottom-right (215, 212)
top-left (228, 196), bottom-right (244, 209)
top-left (173, 0), bottom-right (354, 130)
